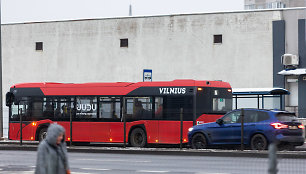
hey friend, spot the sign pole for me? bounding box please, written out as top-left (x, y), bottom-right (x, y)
top-left (19, 108), bottom-right (22, 146)
top-left (123, 112), bottom-right (126, 148)
top-left (180, 108), bottom-right (183, 150)
top-left (69, 109), bottom-right (72, 146)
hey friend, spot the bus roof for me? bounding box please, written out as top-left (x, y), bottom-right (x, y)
top-left (10, 80), bottom-right (231, 97)
top-left (11, 79), bottom-right (231, 88)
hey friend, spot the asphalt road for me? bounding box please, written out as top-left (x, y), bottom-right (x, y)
top-left (0, 150), bottom-right (306, 174)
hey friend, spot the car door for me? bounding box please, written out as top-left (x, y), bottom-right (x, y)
top-left (242, 110), bottom-right (258, 143)
top-left (208, 111), bottom-right (241, 144)
top-left (224, 110), bottom-right (259, 144)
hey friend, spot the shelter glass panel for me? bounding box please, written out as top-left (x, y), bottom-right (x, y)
top-left (263, 96), bottom-right (280, 110)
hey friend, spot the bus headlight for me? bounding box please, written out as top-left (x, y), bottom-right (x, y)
top-left (188, 127), bottom-right (194, 132)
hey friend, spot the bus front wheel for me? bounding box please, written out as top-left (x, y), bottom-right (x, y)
top-left (130, 128), bottom-right (147, 147)
top-left (38, 128), bottom-right (48, 142)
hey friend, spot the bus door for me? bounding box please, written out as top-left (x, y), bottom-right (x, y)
top-left (124, 97), bottom-right (159, 144)
top-left (158, 96), bottom-right (193, 144)
top-left (100, 97), bottom-right (122, 143)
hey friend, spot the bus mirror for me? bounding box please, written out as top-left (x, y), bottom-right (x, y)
top-left (216, 119), bottom-right (224, 125)
top-left (6, 92), bottom-right (14, 106)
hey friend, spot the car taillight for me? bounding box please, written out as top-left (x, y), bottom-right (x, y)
top-left (298, 124), bottom-right (305, 129)
top-left (271, 123), bottom-right (288, 129)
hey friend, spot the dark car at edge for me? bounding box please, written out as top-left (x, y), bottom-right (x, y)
top-left (188, 109), bottom-right (305, 150)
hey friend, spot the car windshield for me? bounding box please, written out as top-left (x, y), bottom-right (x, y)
top-left (275, 113), bottom-right (298, 122)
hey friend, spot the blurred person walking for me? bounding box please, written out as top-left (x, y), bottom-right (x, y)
top-left (35, 124), bottom-right (70, 174)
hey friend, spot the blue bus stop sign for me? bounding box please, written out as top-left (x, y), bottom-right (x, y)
top-left (143, 69), bottom-right (152, 82)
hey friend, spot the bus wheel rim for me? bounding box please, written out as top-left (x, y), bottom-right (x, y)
top-left (41, 132), bottom-right (47, 140)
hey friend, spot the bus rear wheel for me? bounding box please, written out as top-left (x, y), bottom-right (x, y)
top-left (130, 128), bottom-right (147, 147)
top-left (39, 128), bottom-right (48, 142)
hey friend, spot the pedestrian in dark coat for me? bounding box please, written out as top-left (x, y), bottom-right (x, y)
top-left (35, 124), bottom-right (70, 174)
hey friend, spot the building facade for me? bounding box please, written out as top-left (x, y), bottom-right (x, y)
top-left (245, 0), bottom-right (306, 9)
top-left (1, 8), bottom-right (306, 137)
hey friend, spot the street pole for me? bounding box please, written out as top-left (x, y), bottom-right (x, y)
top-left (268, 143), bottom-right (278, 174)
top-left (69, 109), bottom-right (72, 146)
top-left (240, 109), bottom-right (244, 151)
top-left (0, 0), bottom-right (3, 139)
top-left (20, 108), bottom-right (22, 146)
top-left (180, 108), bottom-right (183, 150)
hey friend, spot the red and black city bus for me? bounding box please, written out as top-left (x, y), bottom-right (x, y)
top-left (6, 80), bottom-right (232, 147)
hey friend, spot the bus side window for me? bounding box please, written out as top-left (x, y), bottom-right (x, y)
top-left (10, 99), bottom-right (30, 121)
top-left (76, 97), bottom-right (97, 119)
top-left (154, 97), bottom-right (163, 119)
top-left (100, 97), bottom-right (120, 120)
top-left (124, 98), bottom-right (134, 120)
top-left (43, 98), bottom-right (54, 118)
top-left (52, 97), bottom-right (75, 120)
top-left (123, 97), bottom-right (153, 120)
top-left (31, 98), bottom-right (43, 119)
top-left (163, 96), bottom-right (193, 121)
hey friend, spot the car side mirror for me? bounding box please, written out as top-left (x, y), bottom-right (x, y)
top-left (216, 119), bottom-right (224, 125)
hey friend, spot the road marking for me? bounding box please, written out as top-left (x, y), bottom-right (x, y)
top-left (77, 158), bottom-right (125, 162)
top-left (196, 173), bottom-right (230, 174)
top-left (137, 170), bottom-right (169, 173)
top-left (77, 158), bottom-right (150, 163)
top-left (81, 168), bottom-right (111, 171)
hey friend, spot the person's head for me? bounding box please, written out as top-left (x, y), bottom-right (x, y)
top-left (45, 124), bottom-right (66, 146)
top-left (56, 133), bottom-right (64, 145)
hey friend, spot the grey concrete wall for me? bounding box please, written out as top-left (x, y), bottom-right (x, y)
top-left (2, 11), bottom-right (281, 89)
top-left (1, 10), bottom-right (284, 137)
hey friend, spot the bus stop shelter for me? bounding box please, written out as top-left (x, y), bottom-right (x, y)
top-left (232, 88), bottom-right (289, 110)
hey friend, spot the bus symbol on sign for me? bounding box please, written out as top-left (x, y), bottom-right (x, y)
top-left (143, 69), bottom-right (152, 82)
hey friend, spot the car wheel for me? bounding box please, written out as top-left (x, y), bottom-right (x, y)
top-left (130, 128), bottom-right (147, 147)
top-left (39, 128), bottom-right (48, 142)
top-left (191, 133), bottom-right (207, 149)
top-left (251, 134), bottom-right (267, 150)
